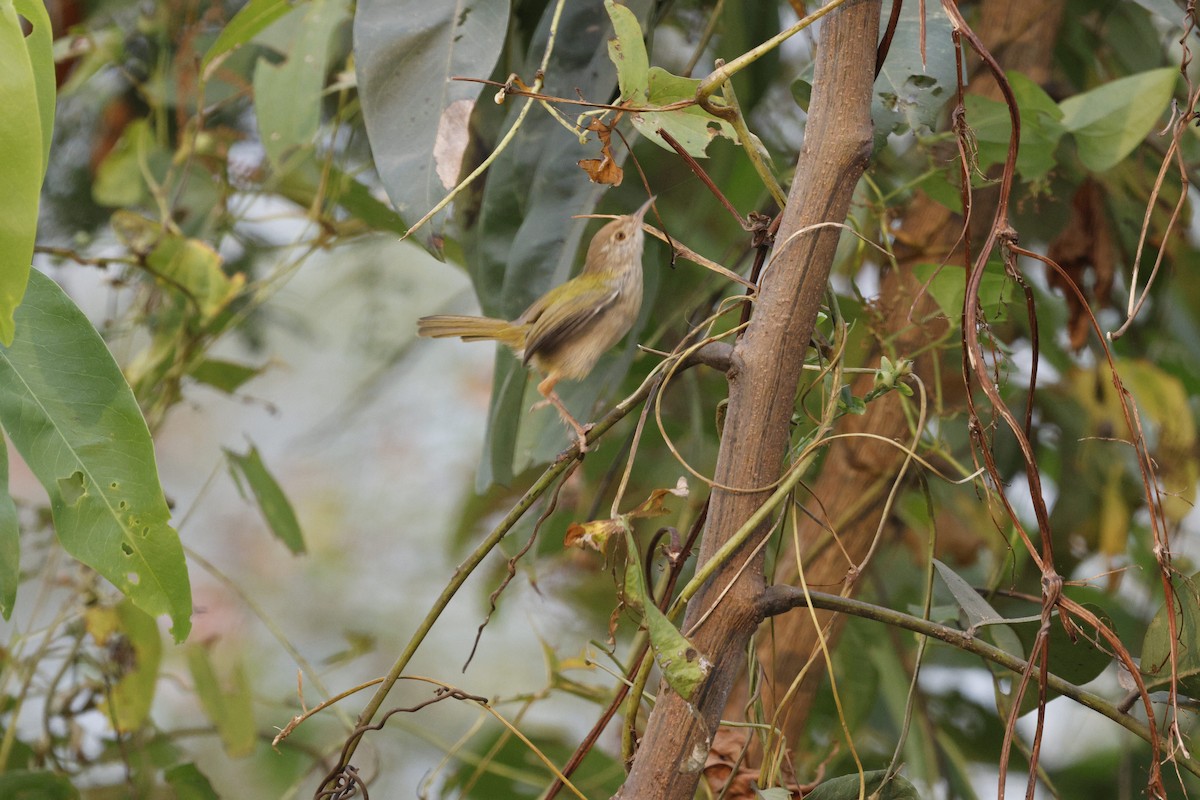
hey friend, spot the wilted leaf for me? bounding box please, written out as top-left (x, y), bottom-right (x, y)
top-left (628, 477), bottom-right (689, 518)
top-left (1046, 180), bottom-right (1115, 350)
top-left (96, 600), bottom-right (163, 733)
top-left (564, 517), bottom-right (627, 553)
top-left (578, 119), bottom-right (624, 186)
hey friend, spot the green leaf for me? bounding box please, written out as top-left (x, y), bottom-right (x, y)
top-left (629, 68), bottom-right (734, 158)
top-left (186, 645), bottom-right (257, 757)
top-left (964, 72), bottom-right (1066, 182)
top-left (165, 763), bottom-right (220, 800)
top-left (604, 0), bottom-right (649, 103)
top-left (0, 441), bottom-right (17, 619)
top-left (0, 771), bottom-right (80, 800)
top-left (225, 443), bottom-right (305, 554)
top-left (13, 0), bottom-right (54, 169)
top-left (933, 560), bottom-right (1025, 659)
top-left (911, 263), bottom-right (1012, 326)
top-left (0, 271), bottom-right (192, 640)
top-left (254, 0), bottom-right (347, 172)
top-left (623, 531), bottom-right (709, 701)
top-left (93, 121), bottom-right (174, 209)
top-left (806, 770), bottom-right (921, 800)
top-left (872, 0), bottom-right (956, 142)
top-left (1059, 67), bottom-right (1178, 172)
top-left (93, 599), bottom-right (163, 732)
top-left (1011, 603), bottom-right (1113, 687)
top-left (355, 0), bottom-right (508, 254)
top-left (1141, 571), bottom-right (1200, 695)
top-left (189, 358), bottom-right (263, 394)
top-left (145, 234), bottom-right (244, 324)
top-left (201, 0), bottom-right (292, 74)
top-left (0, 0), bottom-right (45, 345)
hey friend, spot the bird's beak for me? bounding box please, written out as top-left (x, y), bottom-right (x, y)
top-left (633, 196), bottom-right (656, 221)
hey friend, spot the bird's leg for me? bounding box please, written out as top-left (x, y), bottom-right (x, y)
top-left (534, 375), bottom-right (592, 452)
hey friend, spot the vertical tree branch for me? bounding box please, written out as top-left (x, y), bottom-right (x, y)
top-left (615, 3), bottom-right (881, 797)
top-left (726, 0), bottom-right (1067, 756)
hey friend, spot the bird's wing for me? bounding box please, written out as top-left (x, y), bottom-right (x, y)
top-left (521, 281), bottom-right (620, 364)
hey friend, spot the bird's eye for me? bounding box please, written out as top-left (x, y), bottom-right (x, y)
top-left (615, 232), bottom-right (627, 241)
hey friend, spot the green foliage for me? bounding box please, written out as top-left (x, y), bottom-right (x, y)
top-left (186, 645), bottom-right (257, 757)
top-left (806, 770), bottom-right (920, 800)
top-left (5, 0), bottom-right (1200, 797)
top-left (225, 443), bottom-right (306, 554)
top-left (0, 271), bottom-right (190, 640)
top-left (0, 0), bottom-right (54, 344)
top-left (354, 0), bottom-right (509, 253)
top-left (873, 0), bottom-right (956, 142)
top-left (1141, 572), bottom-right (1200, 695)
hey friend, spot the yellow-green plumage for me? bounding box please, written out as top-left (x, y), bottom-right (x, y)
top-left (416, 197), bottom-right (654, 451)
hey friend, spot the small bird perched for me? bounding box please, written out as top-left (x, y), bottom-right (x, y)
top-left (417, 196), bottom-right (655, 452)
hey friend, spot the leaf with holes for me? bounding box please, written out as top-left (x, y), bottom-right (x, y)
top-left (0, 271), bottom-right (191, 641)
top-left (623, 532), bottom-right (709, 701)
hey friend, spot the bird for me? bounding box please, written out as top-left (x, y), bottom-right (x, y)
top-left (417, 196), bottom-right (655, 452)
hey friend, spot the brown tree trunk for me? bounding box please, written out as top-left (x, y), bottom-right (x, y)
top-left (715, 0), bottom-right (1067, 780)
top-left (616, 2), bottom-right (881, 797)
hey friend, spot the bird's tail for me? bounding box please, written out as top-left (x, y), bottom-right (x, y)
top-left (416, 315), bottom-right (526, 349)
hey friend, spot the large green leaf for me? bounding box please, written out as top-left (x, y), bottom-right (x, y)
top-left (0, 441), bottom-right (17, 619)
top-left (0, 0), bottom-right (51, 345)
top-left (872, 0), bottom-right (956, 144)
top-left (0, 271), bottom-right (191, 641)
top-left (254, 0), bottom-right (347, 172)
top-left (1059, 67), bottom-right (1178, 172)
top-left (464, 0), bottom-right (653, 486)
top-left (13, 0), bottom-right (54, 168)
top-left (354, 0), bottom-right (508, 255)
